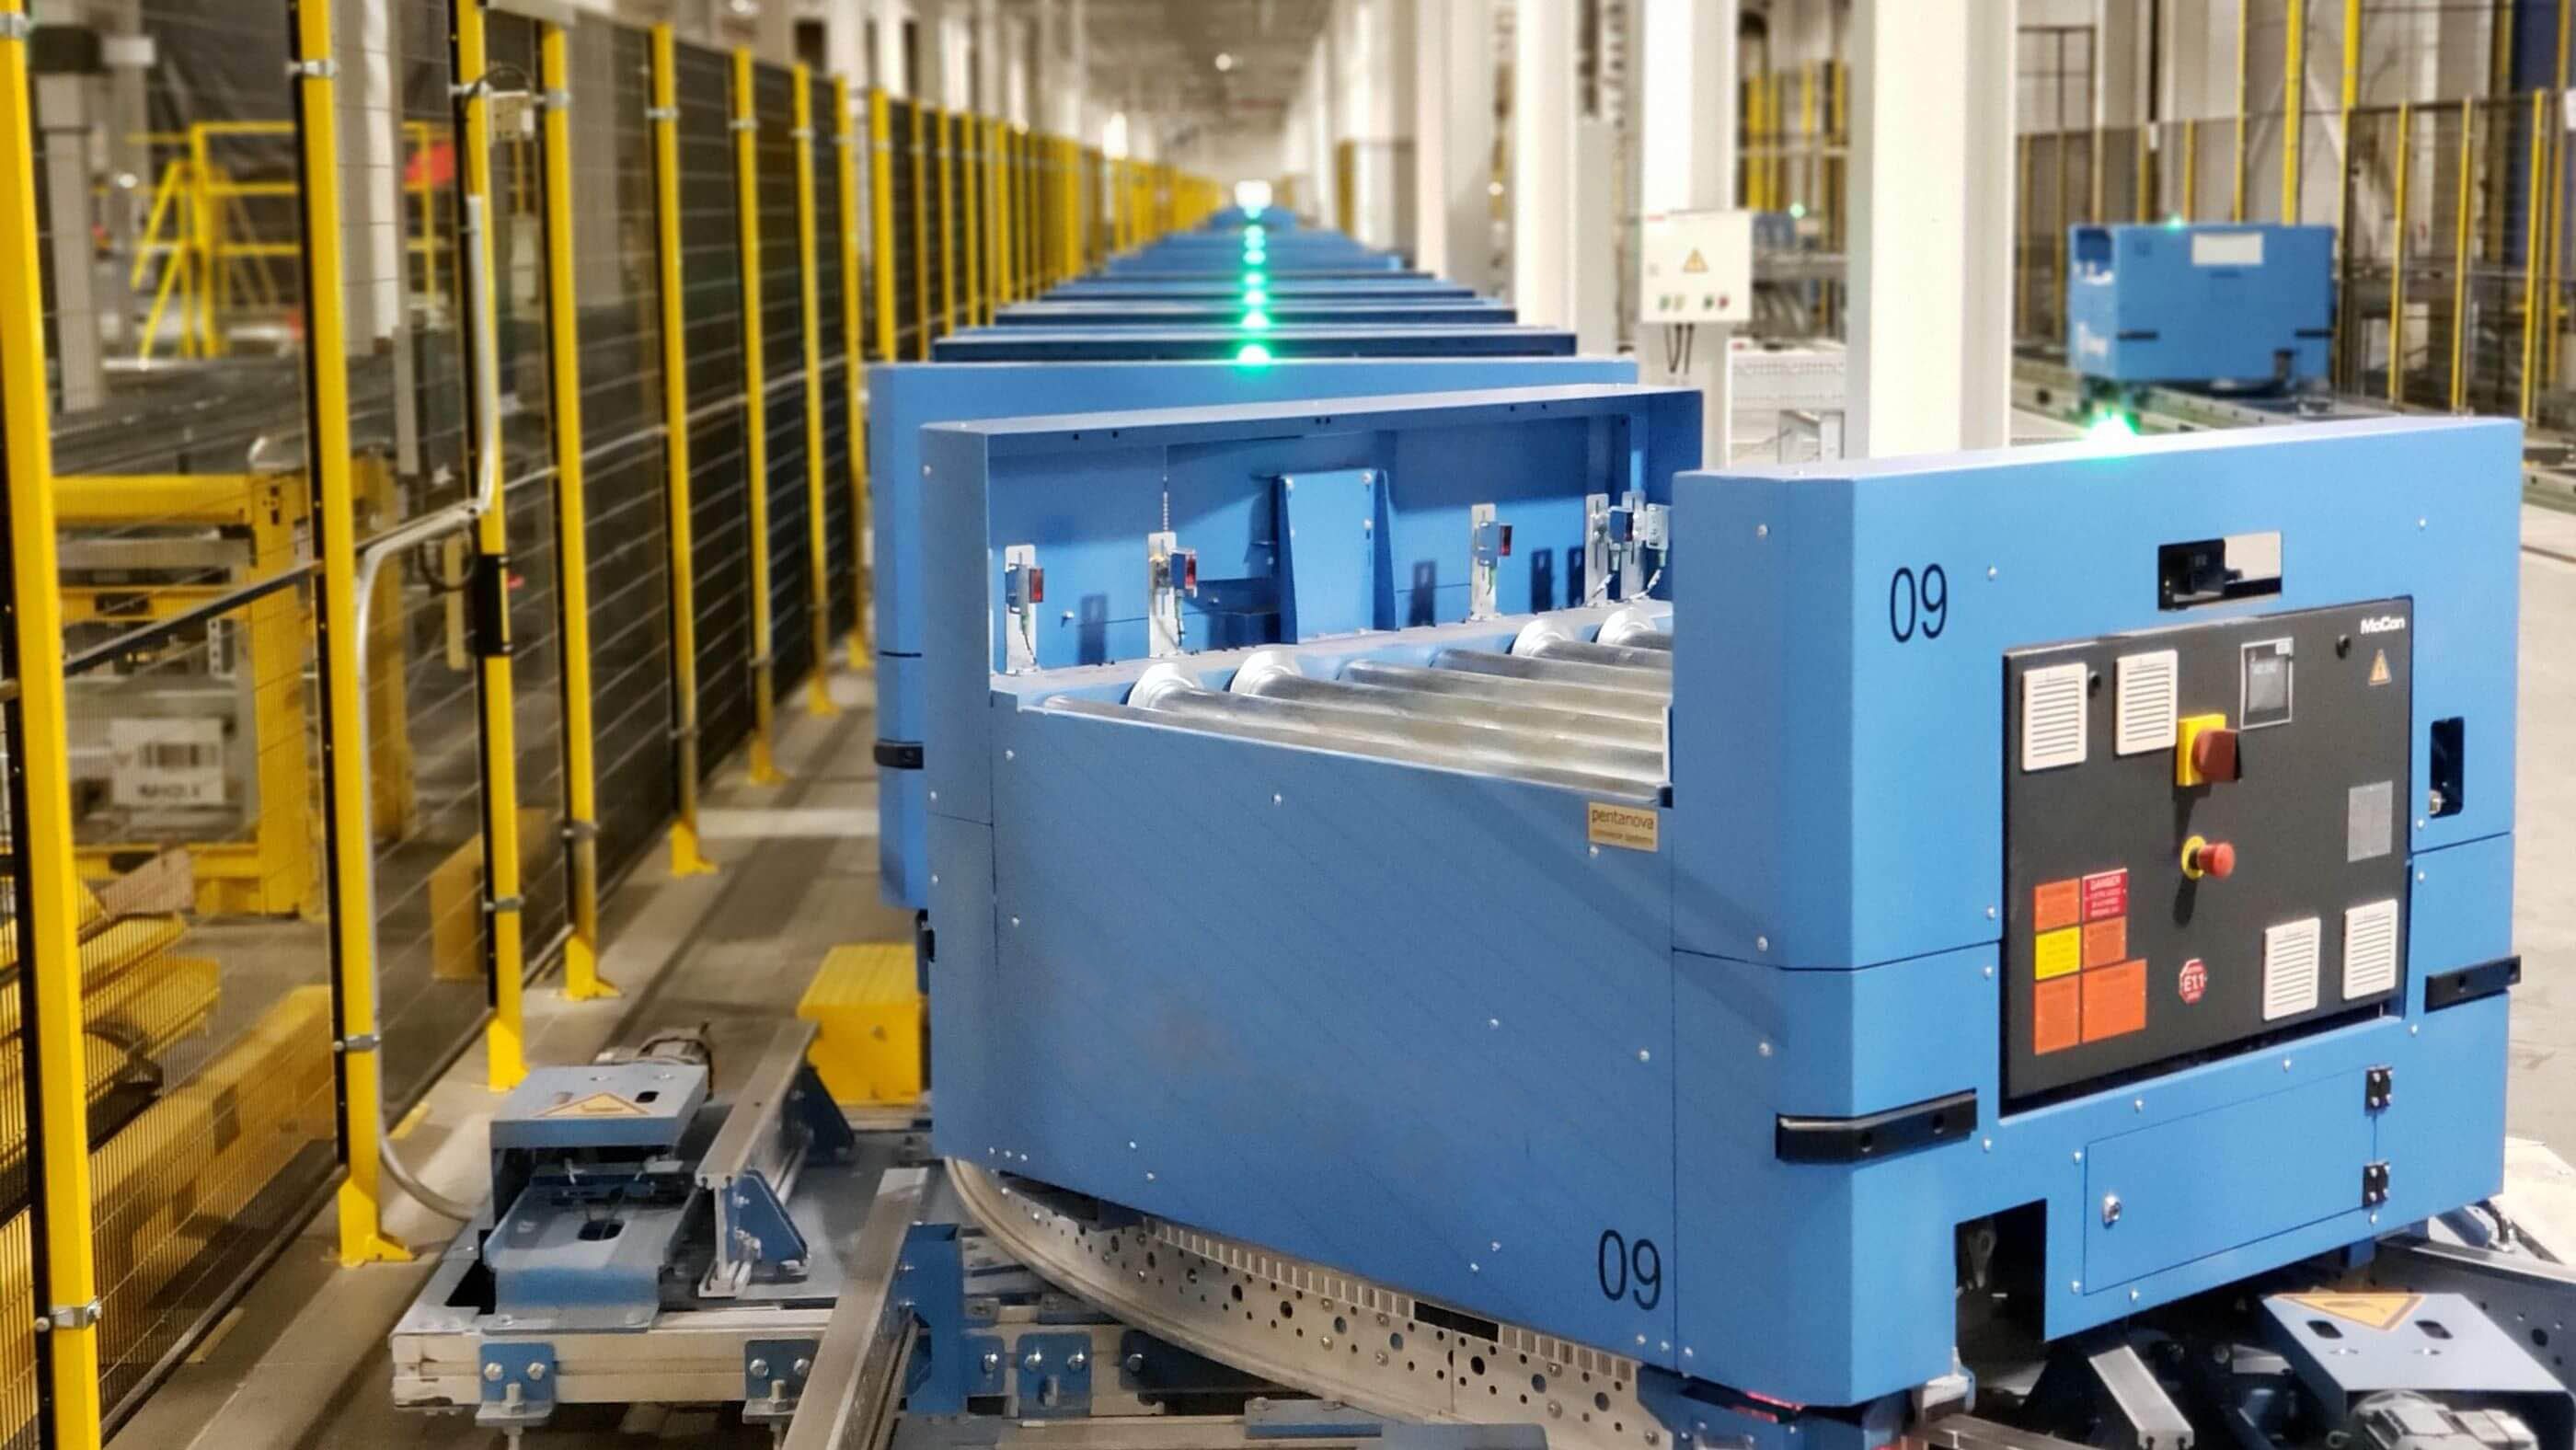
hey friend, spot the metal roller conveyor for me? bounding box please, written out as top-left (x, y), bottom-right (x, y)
top-left (1130, 665), bottom-right (1665, 785)
top-left (1049, 695), bottom-right (1662, 802)
top-left (1341, 658), bottom-right (1670, 721)
top-left (1231, 650), bottom-right (1664, 752)
top-left (1432, 646), bottom-right (1673, 695)
top-left (1595, 604), bottom-right (1674, 651)
top-left (1513, 615), bottom-right (1674, 672)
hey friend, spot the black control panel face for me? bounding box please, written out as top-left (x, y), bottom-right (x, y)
top-left (2001, 600), bottom-right (2411, 1107)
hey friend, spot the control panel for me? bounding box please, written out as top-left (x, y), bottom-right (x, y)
top-left (1639, 209), bottom-right (1754, 326)
top-left (2001, 600), bottom-right (2412, 1106)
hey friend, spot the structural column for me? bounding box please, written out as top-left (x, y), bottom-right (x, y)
top-left (1510, 0), bottom-right (1576, 329)
top-left (1414, 0), bottom-right (1493, 286)
top-left (1848, 0), bottom-right (2017, 455)
top-left (1638, 0), bottom-right (1738, 463)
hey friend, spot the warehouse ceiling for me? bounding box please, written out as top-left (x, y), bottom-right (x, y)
top-left (1073, 0), bottom-right (1333, 132)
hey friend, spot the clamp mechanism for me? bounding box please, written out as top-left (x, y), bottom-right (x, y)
top-left (1584, 490), bottom-right (1669, 604)
top-left (1467, 503), bottom-right (1512, 621)
top-left (1003, 544), bottom-right (1042, 674)
top-left (1145, 530), bottom-right (1198, 658)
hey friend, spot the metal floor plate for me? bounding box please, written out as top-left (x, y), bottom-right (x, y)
top-left (950, 1161), bottom-right (1663, 1450)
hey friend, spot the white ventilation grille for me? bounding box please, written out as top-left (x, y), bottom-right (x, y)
top-left (2262, 917), bottom-right (2322, 1020)
top-left (2342, 899), bottom-right (2401, 1000)
top-left (2021, 662), bottom-right (2089, 772)
top-left (2114, 650), bottom-right (2179, 755)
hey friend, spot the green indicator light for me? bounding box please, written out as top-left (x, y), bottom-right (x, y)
top-left (1243, 270), bottom-right (1263, 286)
top-left (2085, 411), bottom-right (2139, 445)
top-left (1235, 342), bottom-right (1272, 365)
top-left (2166, 213), bottom-right (2186, 229)
top-left (1788, 202), bottom-right (1807, 219)
top-left (1241, 310), bottom-right (1271, 330)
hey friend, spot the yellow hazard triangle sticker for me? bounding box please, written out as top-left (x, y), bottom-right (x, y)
top-left (2280, 1291), bottom-right (2421, 1331)
top-left (2368, 649), bottom-right (2392, 686)
top-left (1681, 248), bottom-right (1709, 273)
top-left (540, 1091), bottom-right (650, 1119)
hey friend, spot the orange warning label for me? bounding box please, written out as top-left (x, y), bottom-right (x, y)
top-left (2034, 879), bottom-right (2083, 933)
top-left (2280, 1292), bottom-right (2421, 1331)
top-left (539, 1092), bottom-right (650, 1119)
top-left (2082, 961), bottom-right (2148, 1041)
top-left (2082, 916), bottom-right (2128, 969)
top-left (1682, 248), bottom-right (1709, 273)
top-left (2368, 649), bottom-right (2393, 686)
top-left (2033, 977), bottom-right (2080, 1054)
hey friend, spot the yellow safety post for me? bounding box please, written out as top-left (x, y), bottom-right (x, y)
top-left (287, 0), bottom-right (409, 1267)
top-left (909, 100), bottom-right (930, 361)
top-left (958, 111), bottom-right (973, 332)
top-left (2087, 126), bottom-right (2104, 224)
top-left (834, 76), bottom-right (872, 671)
top-left (1022, 130), bottom-right (1038, 290)
top-left (536, 22), bottom-right (615, 998)
top-left (869, 88), bottom-right (896, 362)
top-left (0, 0), bottom-right (110, 1432)
top-left (794, 68), bottom-right (837, 719)
top-left (456, 0), bottom-right (529, 1091)
top-left (2391, 102), bottom-right (2412, 405)
top-left (2134, 127), bottom-right (2150, 222)
top-left (2182, 117), bottom-right (2198, 217)
top-left (935, 107), bottom-right (955, 339)
top-left (2524, 89), bottom-right (2549, 421)
top-left (651, 26), bottom-right (719, 878)
top-left (730, 49), bottom-right (783, 786)
top-left (1001, 126), bottom-right (1018, 302)
top-left (2232, 1), bottom-right (2249, 222)
top-left (2453, 98), bottom-right (2477, 412)
top-left (2015, 134), bottom-right (2030, 336)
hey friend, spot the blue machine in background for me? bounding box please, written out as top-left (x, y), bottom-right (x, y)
top-left (921, 394), bottom-right (2527, 1425)
top-left (865, 354), bottom-right (1634, 912)
top-left (2067, 223), bottom-right (2335, 388)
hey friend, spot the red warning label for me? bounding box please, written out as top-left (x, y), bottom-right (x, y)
top-left (2082, 869), bottom-right (2129, 921)
top-left (2178, 958), bottom-right (2208, 1004)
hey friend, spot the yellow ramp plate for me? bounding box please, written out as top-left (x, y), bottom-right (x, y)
top-left (2279, 1292), bottom-right (2421, 1330)
top-left (799, 942), bottom-right (924, 1106)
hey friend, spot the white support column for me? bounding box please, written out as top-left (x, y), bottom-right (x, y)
top-left (1849, 0), bottom-right (2017, 457)
top-left (1511, 0), bottom-right (1576, 330)
top-left (1067, 0), bottom-right (1088, 142)
top-left (976, 0), bottom-right (1000, 115)
top-left (1638, 0), bottom-right (1737, 464)
top-left (875, 0), bottom-right (908, 96)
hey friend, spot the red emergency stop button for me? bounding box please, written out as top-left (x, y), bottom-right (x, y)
top-left (2181, 835), bottom-right (2236, 880)
top-left (2191, 726), bottom-right (2240, 783)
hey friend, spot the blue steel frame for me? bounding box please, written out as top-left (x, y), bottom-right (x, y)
top-left (929, 326), bottom-right (1580, 362)
top-left (992, 301), bottom-right (1518, 328)
top-left (924, 402), bottom-right (2521, 1421)
top-left (866, 355), bottom-right (1636, 908)
top-left (2066, 223), bottom-right (2335, 386)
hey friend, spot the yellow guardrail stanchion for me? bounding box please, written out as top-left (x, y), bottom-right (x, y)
top-left (651, 26), bottom-right (719, 878)
top-left (456, 0), bottom-right (528, 1092)
top-left (731, 48), bottom-right (784, 786)
top-left (794, 67), bottom-right (837, 719)
top-left (288, 0), bottom-right (411, 1268)
top-left (870, 88), bottom-right (896, 362)
top-left (537, 21), bottom-right (615, 999)
top-left (965, 111), bottom-right (984, 325)
top-left (2524, 89), bottom-right (2549, 422)
top-left (834, 76), bottom-right (873, 671)
top-left (0, 0), bottom-right (109, 1436)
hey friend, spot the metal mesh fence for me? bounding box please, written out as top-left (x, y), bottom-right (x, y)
top-left (754, 62), bottom-right (815, 699)
top-left (673, 38), bottom-right (754, 778)
top-left (889, 95), bottom-right (922, 359)
top-left (572, 19), bottom-right (676, 888)
top-left (815, 76), bottom-right (857, 657)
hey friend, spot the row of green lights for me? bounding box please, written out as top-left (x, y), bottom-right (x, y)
top-left (1236, 341), bottom-right (1271, 364)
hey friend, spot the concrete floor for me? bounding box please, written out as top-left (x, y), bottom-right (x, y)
top-left (109, 509), bottom-right (2576, 1449)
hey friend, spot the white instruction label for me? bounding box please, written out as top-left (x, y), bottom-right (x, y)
top-left (108, 718), bottom-right (224, 808)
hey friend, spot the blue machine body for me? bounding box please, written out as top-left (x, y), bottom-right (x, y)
top-left (866, 354), bottom-right (1635, 908)
top-left (929, 325), bottom-right (1578, 362)
top-left (2067, 223), bottom-right (2335, 386)
top-left (994, 300), bottom-right (1517, 328)
top-left (921, 393), bottom-right (2521, 1414)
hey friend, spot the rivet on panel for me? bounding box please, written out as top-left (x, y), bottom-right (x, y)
top-left (1637, 1049), bottom-right (1651, 1063)
top-left (1755, 935), bottom-right (1769, 951)
top-left (1756, 1041), bottom-right (1772, 1057)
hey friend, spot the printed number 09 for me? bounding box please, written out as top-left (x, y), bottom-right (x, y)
top-left (1595, 1229), bottom-right (1663, 1309)
top-left (1890, 564), bottom-right (1949, 643)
